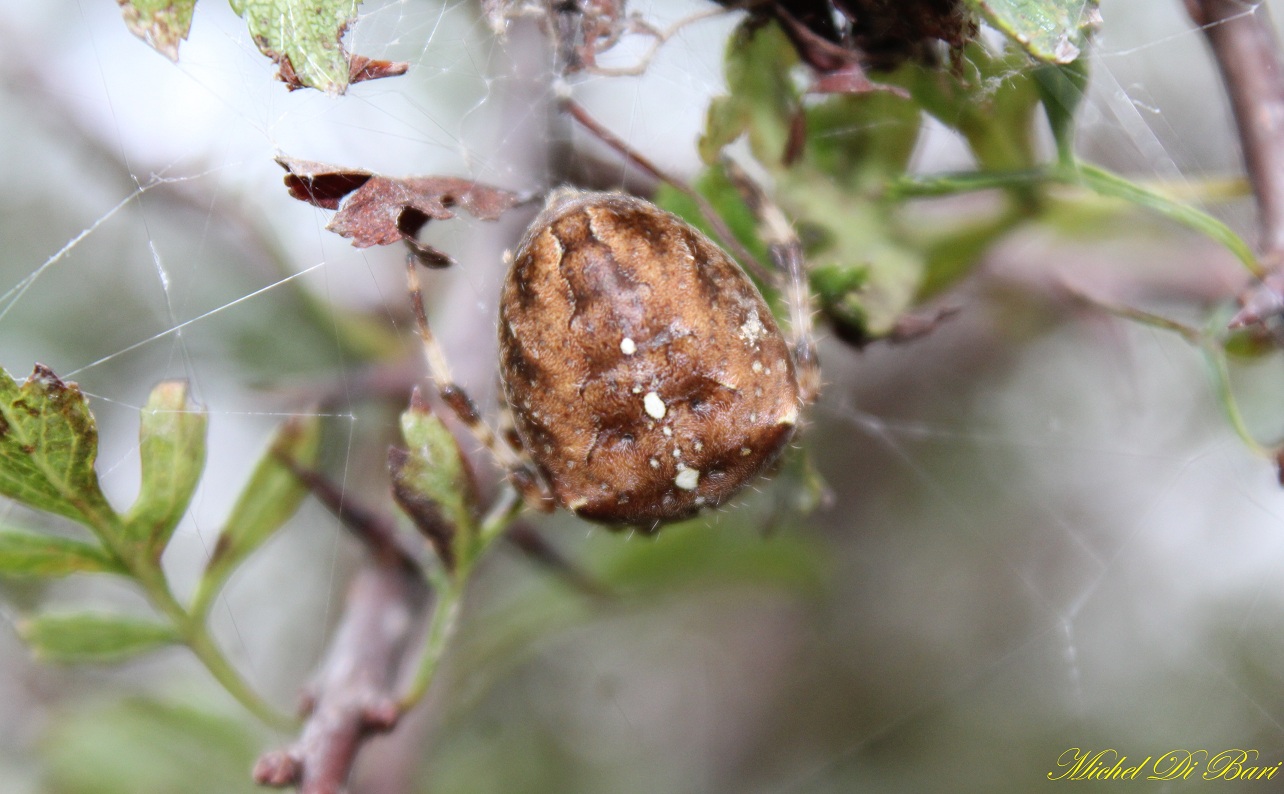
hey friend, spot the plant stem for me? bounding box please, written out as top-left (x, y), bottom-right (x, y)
top-left (130, 564), bottom-right (297, 730)
top-left (399, 490), bottom-right (523, 711)
top-left (1203, 341), bottom-right (1272, 458)
top-left (399, 575), bottom-right (464, 709)
top-left (183, 616), bottom-right (298, 731)
top-left (477, 485), bottom-right (522, 550)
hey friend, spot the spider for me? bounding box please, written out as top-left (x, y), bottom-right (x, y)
top-left (405, 147), bottom-right (820, 533)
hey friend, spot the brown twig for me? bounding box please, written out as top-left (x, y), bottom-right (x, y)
top-left (253, 559), bottom-right (429, 793)
top-left (273, 452), bottom-right (424, 572)
top-left (255, 452), bottom-right (608, 791)
top-left (1186, 0), bottom-right (1284, 327)
top-left (254, 457), bottom-right (431, 793)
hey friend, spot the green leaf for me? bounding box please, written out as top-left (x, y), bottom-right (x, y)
top-left (0, 529), bottom-right (121, 578)
top-left (124, 381), bottom-right (207, 556)
top-left (1035, 59), bottom-right (1090, 166)
top-left (20, 613), bottom-right (179, 663)
top-left (233, 0), bottom-right (360, 94)
top-left (117, 0), bottom-right (196, 61)
top-left (0, 365), bottom-right (118, 532)
top-left (964, 0), bottom-right (1101, 64)
top-left (390, 391), bottom-right (474, 569)
top-left (699, 21), bottom-right (799, 167)
top-left (804, 92), bottom-right (921, 187)
top-left (898, 42), bottom-right (1043, 171)
top-left (194, 414), bottom-right (320, 616)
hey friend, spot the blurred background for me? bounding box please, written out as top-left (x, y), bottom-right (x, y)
top-left (4, 0), bottom-right (1284, 791)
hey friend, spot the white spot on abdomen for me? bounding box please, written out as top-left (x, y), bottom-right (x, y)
top-left (739, 311), bottom-right (766, 347)
top-left (674, 468), bottom-right (699, 491)
top-left (643, 391), bottom-right (666, 420)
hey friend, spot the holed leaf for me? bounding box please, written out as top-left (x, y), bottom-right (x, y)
top-left (20, 613), bottom-right (179, 663)
top-left (0, 366), bottom-right (118, 532)
top-left (194, 414), bottom-right (321, 616)
top-left (230, 0), bottom-right (408, 94)
top-left (0, 529), bottom-right (122, 578)
top-left (117, 0), bottom-right (196, 61)
top-left (390, 390), bottom-right (475, 570)
top-left (124, 381), bottom-right (207, 556)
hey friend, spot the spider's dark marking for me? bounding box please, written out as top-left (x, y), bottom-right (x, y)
top-left (499, 190), bottom-right (801, 525)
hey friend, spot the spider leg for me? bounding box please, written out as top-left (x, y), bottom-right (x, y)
top-left (721, 158), bottom-right (821, 405)
top-left (405, 256), bottom-right (555, 511)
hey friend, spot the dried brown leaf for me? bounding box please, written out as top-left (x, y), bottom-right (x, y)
top-left (276, 157), bottom-right (522, 250)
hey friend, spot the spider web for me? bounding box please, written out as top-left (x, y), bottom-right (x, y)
top-left (3, 0), bottom-right (1284, 792)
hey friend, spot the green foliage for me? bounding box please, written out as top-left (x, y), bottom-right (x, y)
top-left (391, 394), bottom-right (477, 571)
top-left (692, 23), bottom-right (940, 338)
top-left (0, 365), bottom-right (118, 530)
top-left (116, 0), bottom-right (196, 61)
top-left (699, 22), bottom-right (799, 167)
top-left (117, 0), bottom-right (398, 94)
top-left (125, 381), bottom-right (207, 558)
top-left (687, 13), bottom-right (1258, 342)
top-left (44, 698), bottom-right (264, 794)
top-left (230, 0), bottom-right (359, 93)
top-left (0, 529), bottom-right (122, 578)
top-left (897, 42), bottom-right (1043, 171)
top-left (0, 366), bottom-right (302, 727)
top-left (963, 0), bottom-right (1101, 63)
top-left (1035, 59), bottom-right (1090, 166)
top-left (1071, 164), bottom-right (1261, 276)
top-left (20, 613), bottom-right (179, 664)
top-left (193, 414), bottom-right (321, 617)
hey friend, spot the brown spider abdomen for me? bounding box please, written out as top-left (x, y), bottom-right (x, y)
top-left (498, 189), bottom-right (801, 527)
